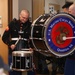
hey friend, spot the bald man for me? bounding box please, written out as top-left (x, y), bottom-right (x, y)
top-left (69, 3), bottom-right (75, 16)
top-left (64, 3), bottom-right (75, 75)
top-left (2, 9), bottom-right (35, 75)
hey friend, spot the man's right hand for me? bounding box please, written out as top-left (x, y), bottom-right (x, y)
top-left (10, 44), bottom-right (16, 50)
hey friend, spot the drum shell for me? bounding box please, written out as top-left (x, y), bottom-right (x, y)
top-left (31, 14), bottom-right (53, 57)
top-left (32, 26), bottom-right (45, 38)
top-left (12, 51), bottom-right (33, 71)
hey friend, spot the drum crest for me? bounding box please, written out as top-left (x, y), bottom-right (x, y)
top-left (45, 13), bottom-right (75, 57)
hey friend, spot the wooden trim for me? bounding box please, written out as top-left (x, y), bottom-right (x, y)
top-left (32, 0), bottom-right (45, 21)
top-left (8, 0), bottom-right (13, 23)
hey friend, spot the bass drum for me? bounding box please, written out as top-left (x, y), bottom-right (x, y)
top-left (31, 13), bottom-right (75, 57)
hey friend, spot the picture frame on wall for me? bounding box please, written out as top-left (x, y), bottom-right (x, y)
top-left (49, 3), bottom-right (60, 14)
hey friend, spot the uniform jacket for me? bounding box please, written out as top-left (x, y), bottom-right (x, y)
top-left (2, 19), bottom-right (33, 55)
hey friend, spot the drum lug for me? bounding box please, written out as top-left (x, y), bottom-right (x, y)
top-left (10, 63), bottom-right (13, 70)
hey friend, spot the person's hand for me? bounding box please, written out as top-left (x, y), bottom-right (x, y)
top-left (10, 44), bottom-right (16, 50)
top-left (29, 48), bottom-right (33, 51)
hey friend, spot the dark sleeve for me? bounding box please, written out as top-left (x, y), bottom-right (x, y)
top-left (2, 18), bottom-right (18, 46)
top-left (2, 26), bottom-right (11, 46)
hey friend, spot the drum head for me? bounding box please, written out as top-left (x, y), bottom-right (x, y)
top-left (12, 51), bottom-right (33, 56)
top-left (45, 13), bottom-right (75, 57)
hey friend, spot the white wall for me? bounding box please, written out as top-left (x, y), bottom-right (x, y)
top-left (45, 0), bottom-right (65, 13)
top-left (13, 0), bottom-right (32, 19)
top-left (58, 0), bottom-right (65, 11)
top-left (13, 0), bottom-right (19, 19)
top-left (19, 0), bottom-right (32, 17)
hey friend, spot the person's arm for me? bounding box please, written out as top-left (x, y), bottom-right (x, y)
top-left (2, 18), bottom-right (17, 46)
top-left (2, 25), bottom-right (11, 46)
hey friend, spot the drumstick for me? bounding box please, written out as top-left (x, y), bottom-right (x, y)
top-left (15, 35), bottom-right (21, 45)
top-left (15, 38), bottom-right (20, 45)
top-left (63, 36), bottom-right (75, 40)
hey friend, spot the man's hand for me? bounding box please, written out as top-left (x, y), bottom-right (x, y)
top-left (10, 44), bottom-right (16, 50)
top-left (29, 48), bottom-right (33, 51)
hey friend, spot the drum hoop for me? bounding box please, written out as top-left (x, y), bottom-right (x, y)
top-left (12, 51), bottom-right (33, 56)
top-left (12, 68), bottom-right (33, 71)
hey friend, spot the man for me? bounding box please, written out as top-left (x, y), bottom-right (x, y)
top-left (69, 3), bottom-right (75, 16)
top-left (64, 3), bottom-right (75, 75)
top-left (2, 9), bottom-right (34, 75)
top-left (62, 1), bottom-right (73, 13)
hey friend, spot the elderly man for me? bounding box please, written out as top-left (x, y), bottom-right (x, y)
top-left (2, 9), bottom-right (35, 75)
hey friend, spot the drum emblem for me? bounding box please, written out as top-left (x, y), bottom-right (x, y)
top-left (56, 25), bottom-right (69, 45)
top-left (45, 14), bottom-right (75, 57)
top-left (31, 13), bottom-right (75, 57)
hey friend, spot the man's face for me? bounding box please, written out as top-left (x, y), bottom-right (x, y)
top-left (69, 9), bottom-right (75, 17)
top-left (19, 12), bottom-right (29, 23)
top-left (69, 5), bottom-right (75, 17)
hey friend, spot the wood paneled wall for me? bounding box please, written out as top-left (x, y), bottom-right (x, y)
top-left (0, 0), bottom-right (8, 64)
top-left (32, 0), bottom-right (45, 21)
